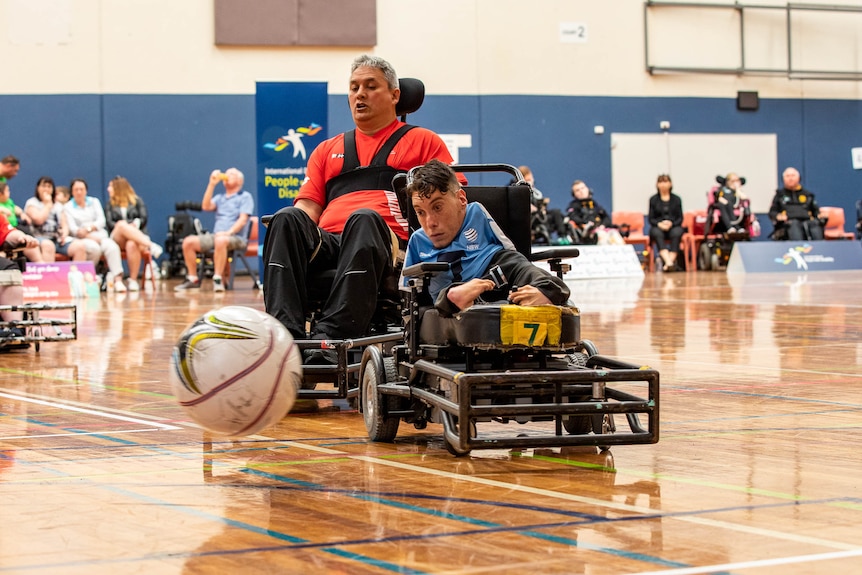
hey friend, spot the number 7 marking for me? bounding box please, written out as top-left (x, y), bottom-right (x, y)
top-left (524, 323), bottom-right (540, 345)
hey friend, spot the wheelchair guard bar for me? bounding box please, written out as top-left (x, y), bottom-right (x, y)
top-left (378, 355), bottom-right (659, 453)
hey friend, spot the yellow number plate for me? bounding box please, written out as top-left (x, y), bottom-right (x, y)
top-left (500, 305), bottom-right (561, 346)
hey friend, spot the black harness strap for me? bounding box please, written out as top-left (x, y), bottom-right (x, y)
top-left (326, 125), bottom-right (416, 205)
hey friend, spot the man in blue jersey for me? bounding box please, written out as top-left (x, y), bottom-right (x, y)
top-left (402, 159), bottom-right (569, 316)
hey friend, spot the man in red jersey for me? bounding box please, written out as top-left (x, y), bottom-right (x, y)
top-left (0, 212), bottom-right (37, 335)
top-left (263, 54), bottom-right (463, 348)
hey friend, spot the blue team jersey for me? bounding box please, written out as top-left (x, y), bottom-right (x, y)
top-left (402, 202), bottom-right (516, 301)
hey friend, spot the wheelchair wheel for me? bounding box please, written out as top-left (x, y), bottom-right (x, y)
top-left (563, 350), bottom-right (594, 434)
top-left (575, 339), bottom-right (599, 358)
top-left (698, 243), bottom-right (713, 271)
top-left (563, 408), bottom-right (592, 435)
top-left (566, 352), bottom-right (588, 368)
top-left (444, 418), bottom-right (476, 457)
top-left (361, 346), bottom-right (400, 442)
top-left (594, 413), bottom-right (616, 452)
top-left (532, 224), bottom-right (551, 246)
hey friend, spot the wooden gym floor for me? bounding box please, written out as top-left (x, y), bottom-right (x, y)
top-left (1, 269), bottom-right (861, 574)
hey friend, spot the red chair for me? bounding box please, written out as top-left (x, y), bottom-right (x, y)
top-left (225, 216), bottom-right (261, 290)
top-left (680, 210), bottom-right (700, 272)
top-left (612, 211), bottom-right (654, 271)
top-left (684, 210), bottom-right (712, 271)
top-left (819, 206), bottom-right (854, 240)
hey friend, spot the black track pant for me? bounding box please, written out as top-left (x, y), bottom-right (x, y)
top-left (785, 219), bottom-right (824, 241)
top-left (649, 226), bottom-right (684, 254)
top-left (262, 207), bottom-right (392, 339)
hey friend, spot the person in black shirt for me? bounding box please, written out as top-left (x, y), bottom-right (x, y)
top-left (565, 180), bottom-right (614, 245)
top-left (768, 167), bottom-right (823, 241)
top-left (647, 174), bottom-right (684, 272)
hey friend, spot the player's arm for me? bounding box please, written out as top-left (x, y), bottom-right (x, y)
top-left (201, 170), bottom-right (220, 212)
top-left (295, 199), bottom-right (322, 224)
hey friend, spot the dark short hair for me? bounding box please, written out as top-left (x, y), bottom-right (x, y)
top-left (34, 176), bottom-right (55, 199)
top-left (69, 178), bottom-right (88, 192)
top-left (1, 155), bottom-right (19, 166)
top-left (405, 159), bottom-right (460, 199)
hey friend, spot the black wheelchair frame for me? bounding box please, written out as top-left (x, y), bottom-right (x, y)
top-left (162, 202), bottom-right (204, 279)
top-left (0, 247), bottom-right (77, 352)
top-left (356, 164), bottom-right (660, 456)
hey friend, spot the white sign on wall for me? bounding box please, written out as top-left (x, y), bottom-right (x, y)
top-left (439, 134), bottom-right (473, 164)
top-left (851, 147), bottom-right (862, 170)
top-left (560, 22), bottom-right (588, 44)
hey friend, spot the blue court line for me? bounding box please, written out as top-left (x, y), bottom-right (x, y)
top-left (6, 411), bottom-right (848, 572)
top-left (241, 467), bottom-right (691, 570)
top-left (240, 475), bottom-right (862, 527)
top-left (0, 455), bottom-right (430, 575)
top-left (3, 415), bottom-right (690, 571)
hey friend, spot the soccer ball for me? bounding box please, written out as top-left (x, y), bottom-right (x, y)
top-left (169, 306), bottom-right (302, 436)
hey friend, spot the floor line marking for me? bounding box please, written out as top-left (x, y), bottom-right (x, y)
top-left (0, 386), bottom-right (179, 423)
top-left (628, 548), bottom-right (862, 575)
top-left (0, 391), bottom-right (180, 430)
top-left (333, 452), bottom-right (856, 551)
top-left (0, 428), bottom-right (169, 441)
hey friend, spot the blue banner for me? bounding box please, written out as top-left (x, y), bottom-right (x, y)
top-left (254, 81), bottom-right (328, 249)
top-left (727, 240), bottom-right (862, 273)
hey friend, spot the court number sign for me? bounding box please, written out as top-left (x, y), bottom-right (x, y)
top-left (560, 22), bottom-right (588, 44)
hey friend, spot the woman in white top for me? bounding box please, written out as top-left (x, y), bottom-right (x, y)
top-left (23, 176), bottom-right (59, 262)
top-left (63, 178), bottom-right (126, 292)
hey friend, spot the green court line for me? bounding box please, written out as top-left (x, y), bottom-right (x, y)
top-left (530, 453), bottom-right (862, 509)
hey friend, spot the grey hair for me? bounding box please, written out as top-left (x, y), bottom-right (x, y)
top-left (351, 54), bottom-right (399, 90)
top-left (226, 167), bottom-right (244, 184)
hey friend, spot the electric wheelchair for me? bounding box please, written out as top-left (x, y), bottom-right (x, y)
top-left (359, 164), bottom-right (660, 456)
top-left (0, 245), bottom-right (77, 352)
top-left (697, 175), bottom-right (757, 271)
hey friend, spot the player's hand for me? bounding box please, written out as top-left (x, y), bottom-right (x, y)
top-left (17, 234), bottom-right (38, 248)
top-left (508, 285), bottom-right (553, 306)
top-left (209, 170), bottom-right (222, 185)
top-left (447, 278), bottom-right (495, 310)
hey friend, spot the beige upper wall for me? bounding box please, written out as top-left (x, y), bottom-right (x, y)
top-left (2, 0), bottom-right (861, 98)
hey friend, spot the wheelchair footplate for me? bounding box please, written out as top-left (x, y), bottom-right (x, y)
top-left (0, 303), bottom-right (78, 352)
top-left (296, 330), bottom-right (402, 401)
top-left (361, 303), bottom-right (660, 456)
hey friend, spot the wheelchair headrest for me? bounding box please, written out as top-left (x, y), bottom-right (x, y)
top-left (175, 201), bottom-right (203, 211)
top-left (396, 78), bottom-right (425, 119)
top-left (392, 172), bottom-right (408, 196)
top-left (715, 174), bottom-right (746, 187)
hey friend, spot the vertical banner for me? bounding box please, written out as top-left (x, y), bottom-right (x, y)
top-left (254, 81), bottom-right (328, 270)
